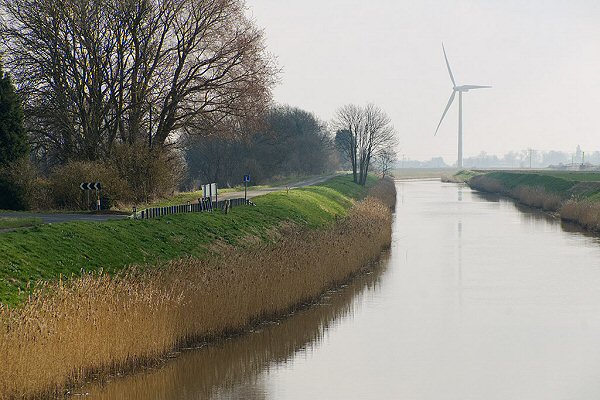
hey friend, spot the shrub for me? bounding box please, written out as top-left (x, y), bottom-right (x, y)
top-left (48, 161), bottom-right (131, 209)
top-left (0, 164), bottom-right (27, 210)
top-left (0, 158), bottom-right (41, 210)
top-left (110, 144), bottom-right (186, 203)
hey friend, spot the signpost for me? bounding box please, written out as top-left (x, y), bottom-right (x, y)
top-left (80, 182), bottom-right (102, 210)
top-left (243, 174), bottom-right (250, 201)
top-left (202, 183), bottom-right (217, 201)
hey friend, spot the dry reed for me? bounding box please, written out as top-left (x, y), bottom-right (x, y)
top-left (470, 176), bottom-right (562, 211)
top-left (509, 186), bottom-right (562, 211)
top-left (469, 174), bottom-right (600, 232)
top-left (559, 199), bottom-right (600, 231)
top-left (469, 175), bottom-right (506, 194)
top-left (0, 179), bottom-right (395, 399)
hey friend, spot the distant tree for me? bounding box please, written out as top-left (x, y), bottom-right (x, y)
top-left (377, 148), bottom-right (397, 178)
top-left (332, 105), bottom-right (362, 183)
top-left (333, 104), bottom-right (397, 185)
top-left (0, 60), bottom-right (27, 166)
top-left (184, 106), bottom-right (337, 187)
top-left (334, 129), bottom-right (352, 170)
top-left (358, 104), bottom-right (396, 185)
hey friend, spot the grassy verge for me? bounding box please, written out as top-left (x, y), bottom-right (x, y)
top-left (461, 170), bottom-right (600, 231)
top-left (0, 175), bottom-right (374, 306)
top-left (441, 169), bottom-right (482, 183)
top-left (0, 176), bottom-right (394, 399)
top-left (128, 173), bottom-right (327, 211)
top-left (0, 217), bottom-right (43, 229)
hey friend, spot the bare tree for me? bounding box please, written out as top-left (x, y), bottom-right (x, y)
top-left (376, 148), bottom-right (397, 178)
top-left (0, 0), bottom-right (277, 165)
top-left (333, 103), bottom-right (396, 185)
top-left (332, 104), bottom-right (362, 183)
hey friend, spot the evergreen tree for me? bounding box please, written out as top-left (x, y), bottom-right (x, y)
top-left (0, 60), bottom-right (29, 209)
top-left (0, 60), bottom-right (27, 166)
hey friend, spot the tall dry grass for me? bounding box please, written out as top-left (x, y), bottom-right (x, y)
top-left (469, 174), bottom-right (600, 232)
top-left (469, 175), bottom-right (562, 211)
top-left (78, 257), bottom-right (388, 399)
top-left (0, 180), bottom-right (395, 399)
top-left (509, 186), bottom-right (562, 211)
top-left (559, 199), bottom-right (600, 231)
top-left (469, 175), bottom-right (506, 194)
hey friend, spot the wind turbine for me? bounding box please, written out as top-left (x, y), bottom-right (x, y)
top-left (434, 44), bottom-right (491, 168)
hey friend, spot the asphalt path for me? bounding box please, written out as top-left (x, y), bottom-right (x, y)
top-left (218, 173), bottom-right (339, 201)
top-left (0, 174), bottom-right (340, 225)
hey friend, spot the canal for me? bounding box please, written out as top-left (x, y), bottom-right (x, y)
top-left (78, 180), bottom-right (600, 399)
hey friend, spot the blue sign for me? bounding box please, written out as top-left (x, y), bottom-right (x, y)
top-left (243, 174), bottom-right (251, 183)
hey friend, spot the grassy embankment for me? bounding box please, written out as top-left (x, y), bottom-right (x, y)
top-left (441, 169), bottom-right (481, 183)
top-left (127, 173), bottom-right (327, 211)
top-left (463, 170), bottom-right (600, 230)
top-left (0, 217), bottom-right (43, 230)
top-left (0, 175), bottom-right (396, 399)
top-left (0, 175), bottom-right (369, 306)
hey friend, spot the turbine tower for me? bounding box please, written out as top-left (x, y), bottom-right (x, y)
top-left (434, 44), bottom-right (491, 168)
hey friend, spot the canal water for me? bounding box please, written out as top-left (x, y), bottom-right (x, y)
top-left (78, 181), bottom-right (600, 399)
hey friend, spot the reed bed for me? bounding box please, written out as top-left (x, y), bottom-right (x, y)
top-left (559, 199), bottom-right (600, 231)
top-left (470, 175), bottom-right (562, 211)
top-left (0, 179), bottom-right (395, 399)
top-left (509, 186), bottom-right (562, 211)
top-left (469, 174), bottom-right (600, 231)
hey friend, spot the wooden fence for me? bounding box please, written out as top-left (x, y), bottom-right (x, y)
top-left (135, 198), bottom-right (251, 220)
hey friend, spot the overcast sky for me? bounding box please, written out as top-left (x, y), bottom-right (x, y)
top-left (246, 0), bottom-right (600, 164)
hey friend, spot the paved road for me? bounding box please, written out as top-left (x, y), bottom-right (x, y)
top-left (0, 174), bottom-right (341, 225)
top-left (219, 173), bottom-right (340, 201)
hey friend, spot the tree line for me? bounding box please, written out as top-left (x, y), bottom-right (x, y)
top-left (0, 0), bottom-right (398, 210)
top-left (184, 106), bottom-right (336, 188)
top-left (0, 0), bottom-right (275, 164)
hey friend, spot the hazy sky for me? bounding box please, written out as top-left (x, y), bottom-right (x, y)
top-left (246, 0), bottom-right (600, 164)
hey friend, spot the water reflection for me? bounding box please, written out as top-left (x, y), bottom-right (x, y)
top-left (75, 255), bottom-right (389, 399)
top-left (76, 182), bottom-right (600, 399)
top-left (471, 190), bottom-right (501, 203)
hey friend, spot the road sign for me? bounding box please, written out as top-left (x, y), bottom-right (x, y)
top-left (202, 183), bottom-right (217, 200)
top-left (243, 175), bottom-right (250, 200)
top-left (80, 182), bottom-right (101, 191)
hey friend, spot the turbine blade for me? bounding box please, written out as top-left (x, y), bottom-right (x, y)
top-left (435, 90), bottom-right (456, 136)
top-left (461, 85), bottom-right (492, 90)
top-left (442, 43), bottom-right (456, 87)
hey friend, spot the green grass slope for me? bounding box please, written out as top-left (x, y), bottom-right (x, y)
top-left (465, 170), bottom-right (600, 201)
top-left (0, 175), bottom-right (375, 306)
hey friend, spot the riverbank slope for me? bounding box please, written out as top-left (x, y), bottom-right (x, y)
top-left (0, 176), bottom-right (396, 399)
top-left (462, 170), bottom-right (600, 231)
